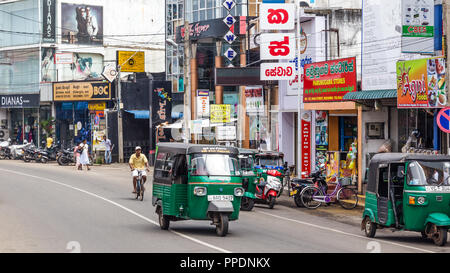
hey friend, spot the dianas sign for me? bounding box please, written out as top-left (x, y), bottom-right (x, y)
top-left (0, 94), bottom-right (40, 108)
top-left (303, 57), bottom-right (357, 102)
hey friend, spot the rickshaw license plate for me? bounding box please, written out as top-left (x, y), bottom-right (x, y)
top-left (208, 195), bottom-right (234, 202)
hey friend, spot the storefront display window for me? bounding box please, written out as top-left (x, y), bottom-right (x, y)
top-left (398, 109), bottom-right (435, 151)
top-left (56, 102), bottom-right (91, 148)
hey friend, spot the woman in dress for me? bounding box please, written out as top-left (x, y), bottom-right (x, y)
top-left (79, 139), bottom-right (91, 171)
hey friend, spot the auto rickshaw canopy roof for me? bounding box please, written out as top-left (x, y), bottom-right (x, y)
top-left (238, 148), bottom-right (258, 156)
top-left (367, 153), bottom-right (450, 192)
top-left (156, 143), bottom-right (239, 156)
top-left (255, 151), bottom-right (284, 158)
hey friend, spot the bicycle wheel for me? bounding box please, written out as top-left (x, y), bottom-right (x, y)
top-left (136, 180), bottom-right (141, 200)
top-left (300, 186), bottom-right (323, 209)
top-left (337, 187), bottom-right (358, 210)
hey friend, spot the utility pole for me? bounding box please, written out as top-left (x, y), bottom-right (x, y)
top-left (116, 51), bottom-right (144, 162)
top-left (183, 20), bottom-right (191, 144)
top-left (444, 0), bottom-right (450, 154)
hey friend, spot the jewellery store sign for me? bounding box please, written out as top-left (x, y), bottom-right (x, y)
top-left (53, 81), bottom-right (111, 101)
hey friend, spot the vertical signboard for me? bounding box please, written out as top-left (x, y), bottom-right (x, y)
top-left (245, 86), bottom-right (265, 114)
top-left (42, 0), bottom-right (56, 43)
top-left (196, 90), bottom-right (210, 117)
top-left (401, 0), bottom-right (434, 53)
top-left (301, 111), bottom-right (312, 178)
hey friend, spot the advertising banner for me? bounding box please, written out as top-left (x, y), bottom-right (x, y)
top-left (196, 90), bottom-right (210, 117)
top-left (41, 48), bottom-right (55, 82)
top-left (397, 57), bottom-right (447, 108)
top-left (210, 104), bottom-right (231, 123)
top-left (260, 4), bottom-right (295, 30)
top-left (245, 86), bottom-right (265, 115)
top-left (117, 51), bottom-right (145, 73)
top-left (303, 57), bottom-right (357, 102)
top-left (260, 33), bottom-right (295, 60)
top-left (42, 0), bottom-right (56, 43)
top-left (53, 81), bottom-right (111, 101)
top-left (152, 87), bottom-right (172, 143)
top-left (61, 3), bottom-right (103, 45)
top-left (401, 0), bottom-right (434, 53)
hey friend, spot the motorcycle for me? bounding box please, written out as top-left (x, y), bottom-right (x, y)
top-left (22, 145), bottom-right (46, 163)
top-left (254, 169), bottom-right (282, 209)
top-left (290, 165), bottom-right (327, 207)
top-left (0, 139), bottom-right (12, 160)
top-left (10, 141), bottom-right (33, 160)
top-left (57, 148), bottom-right (75, 166)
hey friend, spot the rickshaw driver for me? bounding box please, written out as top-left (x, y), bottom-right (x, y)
top-left (129, 146), bottom-right (150, 194)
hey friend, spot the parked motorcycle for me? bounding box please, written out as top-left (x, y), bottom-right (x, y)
top-left (254, 169), bottom-right (282, 209)
top-left (10, 141), bottom-right (33, 160)
top-left (57, 148), bottom-right (75, 166)
top-left (290, 165), bottom-right (327, 207)
top-left (0, 139), bottom-right (12, 160)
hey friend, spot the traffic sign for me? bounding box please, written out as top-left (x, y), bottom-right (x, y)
top-left (437, 107), bottom-right (450, 133)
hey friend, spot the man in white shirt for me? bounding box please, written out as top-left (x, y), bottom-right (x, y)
top-left (102, 135), bottom-right (112, 164)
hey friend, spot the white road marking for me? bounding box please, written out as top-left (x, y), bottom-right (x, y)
top-left (0, 168), bottom-right (231, 253)
top-left (257, 210), bottom-right (435, 253)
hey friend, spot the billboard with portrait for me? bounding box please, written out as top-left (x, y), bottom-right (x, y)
top-left (61, 3), bottom-right (103, 45)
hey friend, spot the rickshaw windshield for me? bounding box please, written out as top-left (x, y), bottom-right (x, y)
top-left (190, 154), bottom-right (240, 176)
top-left (408, 161), bottom-right (450, 186)
top-left (257, 156), bottom-right (283, 166)
top-left (239, 155), bottom-right (254, 171)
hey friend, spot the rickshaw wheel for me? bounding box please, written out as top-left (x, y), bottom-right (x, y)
top-left (157, 207), bottom-right (170, 230)
top-left (363, 217), bottom-right (377, 238)
top-left (432, 226), bottom-right (448, 246)
top-left (215, 213), bottom-right (229, 237)
top-left (241, 197), bottom-right (255, 211)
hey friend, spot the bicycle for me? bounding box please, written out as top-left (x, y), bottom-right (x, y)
top-left (134, 170), bottom-right (145, 201)
top-left (299, 176), bottom-right (358, 210)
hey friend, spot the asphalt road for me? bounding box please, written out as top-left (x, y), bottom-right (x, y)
top-left (0, 160), bottom-right (448, 253)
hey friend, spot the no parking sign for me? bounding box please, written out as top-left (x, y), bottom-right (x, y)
top-left (437, 108), bottom-right (450, 133)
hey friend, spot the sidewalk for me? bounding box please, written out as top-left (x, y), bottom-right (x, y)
top-left (276, 189), bottom-right (365, 227)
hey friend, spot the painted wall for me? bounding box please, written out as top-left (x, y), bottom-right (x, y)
top-left (361, 107), bottom-right (399, 172)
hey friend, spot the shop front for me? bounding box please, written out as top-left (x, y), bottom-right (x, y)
top-left (53, 81), bottom-right (111, 149)
top-left (0, 94), bottom-right (43, 145)
top-left (303, 57), bottom-right (362, 191)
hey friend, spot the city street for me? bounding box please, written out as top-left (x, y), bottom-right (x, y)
top-left (0, 160), bottom-right (447, 253)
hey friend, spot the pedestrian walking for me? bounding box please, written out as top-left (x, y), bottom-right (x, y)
top-left (101, 135), bottom-right (112, 164)
top-left (74, 143), bottom-right (82, 170)
top-left (79, 139), bottom-right (91, 171)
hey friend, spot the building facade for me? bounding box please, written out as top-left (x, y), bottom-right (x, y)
top-left (0, 0), bottom-right (165, 153)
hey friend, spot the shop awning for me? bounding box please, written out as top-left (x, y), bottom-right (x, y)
top-left (343, 90), bottom-right (397, 101)
top-left (125, 110), bottom-right (149, 119)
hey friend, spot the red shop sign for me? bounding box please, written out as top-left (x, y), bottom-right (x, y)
top-left (303, 57), bottom-right (357, 103)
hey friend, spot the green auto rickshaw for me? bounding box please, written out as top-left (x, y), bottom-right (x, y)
top-left (238, 148), bottom-right (259, 211)
top-left (152, 143), bottom-right (244, 237)
top-left (362, 153), bottom-right (450, 246)
top-left (255, 151), bottom-right (288, 196)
